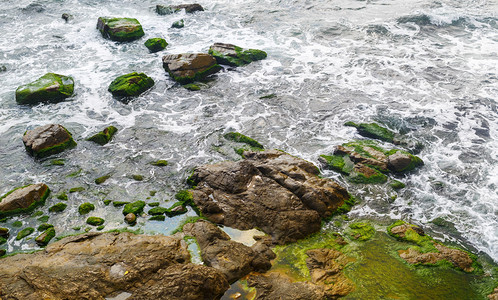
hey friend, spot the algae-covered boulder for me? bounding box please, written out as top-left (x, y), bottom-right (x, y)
top-left (208, 43), bottom-right (267, 67)
top-left (23, 124), bottom-right (77, 158)
top-left (224, 132), bottom-right (264, 150)
top-left (78, 203), bottom-right (95, 215)
top-left (35, 227), bottom-right (55, 246)
top-left (156, 3), bottom-right (204, 15)
top-left (122, 201), bottom-right (145, 215)
top-left (86, 126), bottom-right (117, 145)
top-left (162, 53), bottom-right (221, 84)
top-left (86, 217), bottom-right (104, 226)
top-left (144, 38), bottom-right (168, 53)
top-left (0, 183), bottom-right (49, 218)
top-left (345, 121), bottom-right (395, 143)
top-left (16, 227), bottom-right (35, 240)
top-left (108, 72), bottom-right (154, 97)
top-left (49, 202), bottom-right (67, 213)
top-left (387, 150), bottom-right (423, 173)
top-left (15, 73), bottom-right (74, 105)
top-left (97, 17), bottom-right (144, 42)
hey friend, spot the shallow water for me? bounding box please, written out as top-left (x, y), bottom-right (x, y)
top-left (0, 0), bottom-right (497, 262)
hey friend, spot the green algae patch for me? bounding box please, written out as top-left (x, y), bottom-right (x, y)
top-left (86, 217), bottom-right (104, 226)
top-left (37, 223), bottom-right (53, 231)
top-left (16, 227), bottom-right (35, 240)
top-left (122, 201), bottom-right (145, 215)
top-left (349, 166), bottom-right (388, 184)
top-left (224, 132), bottom-right (264, 150)
top-left (97, 17), bottom-right (144, 42)
top-left (346, 222), bottom-right (375, 241)
top-left (319, 154), bottom-right (350, 175)
top-left (390, 180), bottom-right (406, 190)
top-left (69, 187), bottom-right (84, 193)
top-left (35, 227), bottom-right (55, 246)
top-left (113, 201), bottom-right (129, 207)
top-left (149, 215), bottom-right (165, 221)
top-left (56, 192), bottom-right (68, 200)
top-left (16, 73), bottom-right (74, 105)
top-left (37, 215), bottom-right (49, 222)
top-left (148, 206), bottom-right (168, 215)
top-left (12, 221), bottom-right (22, 228)
top-left (144, 38), bottom-right (168, 53)
top-left (78, 203), bottom-right (95, 215)
top-left (132, 174), bottom-right (143, 181)
top-left (87, 126), bottom-right (117, 145)
top-left (171, 216), bottom-right (205, 234)
top-left (50, 159), bottom-right (65, 166)
top-left (0, 237), bottom-right (6, 245)
top-left (150, 160), bottom-right (168, 166)
top-left (182, 83), bottom-right (200, 91)
top-left (95, 175), bottom-right (111, 184)
top-left (49, 202), bottom-right (67, 213)
top-left (345, 121), bottom-right (395, 143)
top-left (108, 72), bottom-right (154, 97)
top-left (208, 43), bottom-right (267, 67)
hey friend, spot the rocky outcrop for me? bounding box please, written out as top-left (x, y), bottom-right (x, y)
top-left (23, 124), bottom-right (77, 158)
top-left (189, 150), bottom-right (351, 244)
top-left (108, 72), bottom-right (154, 97)
top-left (0, 232), bottom-right (229, 299)
top-left (86, 126), bottom-right (117, 145)
top-left (97, 17), bottom-right (144, 42)
top-left (0, 183), bottom-right (49, 218)
top-left (15, 73), bottom-right (74, 105)
top-left (208, 43), bottom-right (267, 67)
top-left (144, 38), bottom-right (168, 53)
top-left (182, 220), bottom-right (273, 282)
top-left (162, 53), bottom-right (221, 84)
top-left (156, 4), bottom-right (204, 15)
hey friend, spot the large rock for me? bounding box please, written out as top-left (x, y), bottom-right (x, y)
top-left (182, 220), bottom-right (273, 283)
top-left (108, 72), bottom-right (154, 97)
top-left (162, 53), bottom-right (221, 84)
top-left (208, 43), bottom-right (267, 67)
top-left (22, 124), bottom-right (77, 158)
top-left (97, 17), bottom-right (144, 42)
top-left (156, 3), bottom-right (204, 15)
top-left (15, 73), bottom-right (74, 105)
top-left (0, 232), bottom-right (229, 299)
top-left (189, 150), bottom-right (351, 244)
top-left (0, 183), bottom-right (49, 218)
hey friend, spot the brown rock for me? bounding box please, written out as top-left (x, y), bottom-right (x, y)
top-left (0, 183), bottom-right (49, 216)
top-left (162, 53), bottom-right (221, 84)
top-left (247, 272), bottom-right (326, 300)
top-left (0, 232), bottom-right (229, 299)
top-left (434, 243), bottom-right (474, 272)
top-left (387, 151), bottom-right (413, 172)
top-left (173, 3), bottom-right (204, 13)
top-left (390, 224), bottom-right (425, 238)
top-left (22, 124), bottom-right (76, 158)
top-left (124, 212), bottom-right (136, 224)
top-left (190, 150), bottom-right (350, 244)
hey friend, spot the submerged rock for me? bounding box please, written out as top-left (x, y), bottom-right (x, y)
top-left (156, 4), bottom-right (204, 15)
top-left (162, 53), bottom-right (221, 84)
top-left (0, 232), bottom-right (229, 299)
top-left (189, 150), bottom-right (351, 244)
top-left (144, 38), bottom-right (168, 53)
top-left (0, 183), bottom-right (50, 218)
top-left (108, 72), bottom-right (154, 97)
top-left (97, 17), bottom-right (144, 42)
top-left (208, 43), bottom-right (267, 67)
top-left (86, 125), bottom-right (117, 145)
top-left (22, 124), bottom-right (77, 158)
top-left (16, 73), bottom-right (74, 105)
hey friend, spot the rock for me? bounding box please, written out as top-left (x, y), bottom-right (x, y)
top-left (208, 43), bottom-right (267, 67)
top-left (387, 150), bottom-right (424, 173)
top-left (132, 174), bottom-right (143, 181)
top-left (23, 124), bottom-right (77, 158)
top-left (162, 53), bottom-right (221, 84)
top-left (125, 213), bottom-right (137, 224)
top-left (0, 65), bottom-right (7, 72)
top-left (172, 19), bottom-right (185, 28)
top-left (150, 159), bottom-right (168, 166)
top-left (97, 17), bottom-right (144, 42)
top-left (35, 227), bottom-right (55, 246)
top-left (349, 163), bottom-right (387, 184)
top-left (108, 72), bottom-right (154, 97)
top-left (16, 73), bottom-right (74, 105)
top-left (488, 287), bottom-right (498, 300)
top-left (247, 272), bottom-right (326, 300)
top-left (0, 232), bottom-right (229, 299)
top-left (0, 227), bottom-right (9, 237)
top-left (16, 227), bottom-right (35, 240)
top-left (61, 13), bottom-right (73, 22)
top-left (0, 183), bottom-right (50, 218)
top-left (86, 126), bottom-right (117, 145)
top-left (189, 150), bottom-right (351, 244)
top-left (37, 223), bottom-right (53, 231)
top-left (390, 180), bottom-right (405, 190)
top-left (224, 132), bottom-right (264, 149)
top-left (144, 38), bottom-right (168, 53)
top-left (49, 202), bottom-right (67, 213)
top-left (156, 4), bottom-right (204, 15)
top-left (183, 220), bottom-right (272, 283)
top-left (78, 203), bottom-right (95, 215)
top-left (345, 121), bottom-right (395, 143)
top-left (21, 3), bottom-right (45, 13)
top-left (86, 217), bottom-right (104, 226)
top-left (95, 174), bottom-right (111, 184)
top-left (122, 201), bottom-right (145, 215)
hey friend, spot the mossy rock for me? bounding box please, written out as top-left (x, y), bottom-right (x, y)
top-left (103, 199), bottom-right (112, 206)
top-left (16, 227), bottom-right (35, 240)
top-left (349, 165), bottom-right (388, 184)
top-left (49, 203), bottom-right (67, 213)
top-left (86, 126), bottom-right (117, 145)
top-left (12, 221), bottom-right (23, 227)
top-left (56, 192), bottom-right (68, 200)
top-left (35, 227), bottom-right (55, 246)
top-left (150, 215), bottom-right (166, 221)
top-left (16, 73), bottom-right (74, 105)
top-left (0, 184), bottom-right (50, 218)
top-left (95, 175), bottom-right (111, 184)
top-left (131, 174), bottom-right (143, 181)
top-left (0, 236), bottom-right (6, 245)
top-left (37, 223), bottom-right (54, 231)
top-left (162, 53), bottom-right (222, 85)
top-left (345, 121), bottom-right (395, 143)
top-left (148, 202), bottom-right (160, 207)
top-left (78, 203), bottom-right (95, 215)
top-left (23, 124), bottom-right (77, 159)
top-left (319, 154), bottom-right (352, 175)
top-left (165, 203), bottom-right (188, 217)
top-left (390, 180), bottom-right (406, 190)
top-left (150, 160), bottom-right (168, 166)
top-left (86, 217), bottom-right (105, 226)
top-left (108, 72), bottom-right (154, 97)
top-left (122, 201), bottom-right (146, 215)
top-left (387, 150), bottom-right (424, 173)
top-left (208, 43), bottom-right (267, 67)
top-left (347, 222), bottom-right (375, 241)
top-left (0, 227), bottom-right (9, 237)
top-left (0, 249), bottom-right (6, 256)
top-left (182, 83), bottom-right (200, 91)
top-left (171, 19), bottom-right (184, 28)
top-left (97, 17), bottom-right (144, 42)
top-left (69, 187), bottom-right (84, 193)
top-left (50, 159), bottom-right (65, 166)
top-left (113, 201), bottom-right (129, 207)
top-left (224, 132), bottom-right (264, 150)
top-left (144, 38), bottom-right (168, 53)
top-left (37, 215), bottom-right (49, 222)
top-left (148, 206), bottom-right (168, 215)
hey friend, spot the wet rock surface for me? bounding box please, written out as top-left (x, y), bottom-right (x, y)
top-left (0, 232), bottom-right (229, 299)
top-left (190, 150), bottom-right (350, 244)
top-left (15, 73), bottom-right (74, 105)
top-left (162, 53), bottom-right (221, 84)
top-left (0, 183), bottom-right (49, 217)
top-left (208, 43), bottom-right (267, 67)
top-left (247, 272), bottom-right (326, 300)
top-left (22, 124), bottom-right (76, 158)
top-left (97, 17), bottom-right (144, 42)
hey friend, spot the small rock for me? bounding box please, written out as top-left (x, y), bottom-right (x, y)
top-left (78, 203), bottom-right (95, 215)
top-left (16, 73), bottom-right (74, 105)
top-left (0, 65), bottom-right (7, 72)
top-left (61, 13), bottom-right (73, 22)
top-left (97, 17), bottom-right (144, 42)
top-left (172, 19), bottom-right (184, 29)
top-left (0, 249), bottom-right (5, 256)
top-left (345, 121), bottom-right (395, 143)
top-left (125, 213), bottom-right (136, 224)
top-left (49, 202), bottom-right (67, 213)
top-left (122, 201), bottom-right (145, 215)
top-left (387, 151), bottom-right (423, 173)
top-left (86, 217), bottom-right (105, 226)
top-left (0, 183), bottom-right (50, 218)
top-left (144, 38), bottom-right (168, 53)
top-left (95, 175), bottom-right (111, 184)
top-left (156, 4), bottom-right (204, 15)
top-left (35, 227), bottom-right (55, 246)
top-left (150, 160), bottom-right (168, 166)
top-left (108, 72), bottom-right (154, 97)
top-left (162, 53), bottom-right (221, 84)
top-left (86, 126), bottom-right (117, 145)
top-left (16, 227), bottom-right (35, 240)
top-left (23, 124), bottom-right (77, 158)
top-left (208, 43), bottom-right (267, 67)
top-left (0, 227), bottom-right (9, 237)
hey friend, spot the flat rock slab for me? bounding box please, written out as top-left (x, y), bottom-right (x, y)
top-left (23, 124), bottom-right (76, 158)
top-left (162, 53), bottom-right (221, 84)
top-left (0, 232), bottom-right (229, 299)
top-left (190, 150), bottom-right (350, 244)
top-left (15, 73), bottom-right (74, 105)
top-left (97, 17), bottom-right (144, 42)
top-left (209, 43), bottom-right (267, 67)
top-left (0, 183), bottom-right (49, 218)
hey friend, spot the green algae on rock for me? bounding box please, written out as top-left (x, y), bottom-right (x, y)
top-left (86, 217), bottom-right (105, 226)
top-left (122, 201), bottom-right (146, 215)
top-left (49, 202), bottom-right (67, 213)
top-left (224, 132), bottom-right (264, 150)
top-left (182, 83), bottom-right (201, 91)
top-left (162, 53), bottom-right (221, 84)
top-left (346, 222), bottom-right (375, 241)
top-left (390, 180), bottom-right (406, 190)
top-left (0, 183), bottom-right (50, 218)
top-left (78, 203), bottom-right (95, 215)
top-left (97, 17), bottom-right (144, 42)
top-left (23, 124), bottom-right (77, 158)
top-left (86, 126), bottom-right (117, 145)
top-left (108, 72), bottom-right (154, 97)
top-left (150, 160), bottom-right (168, 166)
top-left (16, 227), bottom-right (35, 240)
top-left (37, 223), bottom-right (53, 231)
top-left (95, 174), bottom-right (111, 184)
top-left (35, 227), bottom-right (55, 246)
top-left (208, 43), bottom-right (267, 67)
top-left (171, 19), bottom-right (184, 28)
top-left (69, 187), bottom-right (84, 193)
top-left (345, 121), bottom-right (395, 143)
top-left (113, 201), bottom-right (129, 207)
top-left (150, 215), bottom-right (165, 221)
top-left (132, 174), bottom-right (144, 181)
top-left (15, 73), bottom-right (74, 105)
top-left (144, 38), bottom-right (168, 53)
